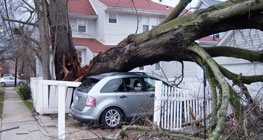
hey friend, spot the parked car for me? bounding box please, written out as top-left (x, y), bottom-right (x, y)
top-left (2, 74), bottom-right (13, 77)
top-left (71, 72), bottom-right (168, 128)
top-left (0, 76), bottom-right (27, 87)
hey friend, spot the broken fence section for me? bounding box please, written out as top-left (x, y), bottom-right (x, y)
top-left (154, 81), bottom-right (212, 131)
top-left (30, 77), bottom-right (81, 115)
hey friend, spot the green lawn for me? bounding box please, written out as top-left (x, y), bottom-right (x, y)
top-left (0, 87), bottom-right (4, 118)
top-left (15, 87), bottom-right (34, 112)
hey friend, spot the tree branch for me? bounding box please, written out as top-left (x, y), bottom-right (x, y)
top-left (22, 0), bottom-right (36, 11)
top-left (187, 43), bottom-right (230, 139)
top-left (1, 16), bottom-right (37, 26)
top-left (104, 125), bottom-right (201, 140)
top-left (150, 0), bottom-right (263, 39)
top-left (160, 0), bottom-right (192, 25)
top-left (204, 46), bottom-right (263, 63)
top-left (219, 65), bottom-right (263, 85)
top-left (14, 28), bottom-right (40, 46)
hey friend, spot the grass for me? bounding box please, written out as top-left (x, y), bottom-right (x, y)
top-left (15, 86), bottom-right (34, 112)
top-left (0, 87), bottom-right (4, 118)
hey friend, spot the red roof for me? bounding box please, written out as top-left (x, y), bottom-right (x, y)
top-left (99, 0), bottom-right (173, 12)
top-left (73, 38), bottom-right (114, 53)
top-left (68, 0), bottom-right (96, 15)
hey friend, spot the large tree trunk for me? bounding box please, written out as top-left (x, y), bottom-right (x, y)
top-left (47, 0), bottom-right (80, 80)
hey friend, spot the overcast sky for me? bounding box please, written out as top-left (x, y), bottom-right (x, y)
top-left (151, 0), bottom-right (202, 11)
top-left (152, 0), bottom-right (180, 7)
top-left (152, 0), bottom-right (226, 10)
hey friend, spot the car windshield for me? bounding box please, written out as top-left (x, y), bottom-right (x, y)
top-left (78, 78), bottom-right (99, 93)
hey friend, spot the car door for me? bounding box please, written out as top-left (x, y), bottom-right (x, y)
top-left (6, 77), bottom-right (15, 86)
top-left (142, 77), bottom-right (158, 114)
top-left (116, 77), bottom-right (149, 118)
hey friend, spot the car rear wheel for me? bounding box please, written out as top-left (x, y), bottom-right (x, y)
top-left (1, 82), bottom-right (5, 87)
top-left (100, 107), bottom-right (123, 129)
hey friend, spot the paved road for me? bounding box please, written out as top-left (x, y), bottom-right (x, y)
top-left (0, 87), bottom-right (50, 140)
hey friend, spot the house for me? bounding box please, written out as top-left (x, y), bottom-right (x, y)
top-left (68, 0), bottom-right (173, 67)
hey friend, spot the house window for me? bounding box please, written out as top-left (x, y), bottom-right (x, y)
top-left (155, 62), bottom-right (161, 70)
top-left (143, 25), bottom-right (149, 32)
top-left (78, 19), bottom-right (86, 32)
top-left (109, 13), bottom-right (117, 23)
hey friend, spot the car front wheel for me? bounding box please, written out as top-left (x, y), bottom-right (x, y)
top-left (1, 82), bottom-right (5, 87)
top-left (100, 107), bottom-right (123, 129)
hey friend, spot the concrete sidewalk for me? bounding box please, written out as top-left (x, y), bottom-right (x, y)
top-left (0, 87), bottom-right (119, 140)
top-left (0, 87), bottom-right (50, 140)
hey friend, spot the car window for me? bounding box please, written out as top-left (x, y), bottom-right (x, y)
top-left (101, 79), bottom-right (123, 93)
top-left (122, 77), bottom-right (142, 92)
top-left (143, 77), bottom-right (156, 91)
top-left (78, 78), bottom-right (99, 93)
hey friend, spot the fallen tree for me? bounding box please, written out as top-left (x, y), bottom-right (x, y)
top-left (68, 0), bottom-right (262, 139)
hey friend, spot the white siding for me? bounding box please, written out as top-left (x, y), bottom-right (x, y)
top-left (87, 19), bottom-right (97, 38)
top-left (223, 29), bottom-right (263, 51)
top-left (90, 0), bottom-right (107, 43)
top-left (215, 29), bottom-right (263, 97)
top-left (104, 13), bottom-right (164, 45)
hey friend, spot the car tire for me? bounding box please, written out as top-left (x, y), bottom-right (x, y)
top-left (1, 82), bottom-right (5, 87)
top-left (18, 82), bottom-right (24, 86)
top-left (100, 107), bottom-right (124, 129)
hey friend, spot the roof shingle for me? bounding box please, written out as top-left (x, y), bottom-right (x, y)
top-left (99, 0), bottom-right (173, 12)
top-left (68, 0), bottom-right (96, 15)
top-left (73, 38), bottom-right (114, 53)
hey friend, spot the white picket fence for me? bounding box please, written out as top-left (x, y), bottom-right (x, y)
top-left (154, 81), bottom-right (212, 131)
top-left (30, 77), bottom-right (81, 115)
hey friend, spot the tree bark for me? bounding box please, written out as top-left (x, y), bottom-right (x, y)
top-left (47, 0), bottom-right (80, 80)
top-left (35, 0), bottom-right (51, 80)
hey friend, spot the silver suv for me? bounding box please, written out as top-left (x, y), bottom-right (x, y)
top-left (71, 72), bottom-right (165, 128)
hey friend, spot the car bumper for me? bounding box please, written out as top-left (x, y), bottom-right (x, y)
top-left (70, 106), bottom-right (99, 124)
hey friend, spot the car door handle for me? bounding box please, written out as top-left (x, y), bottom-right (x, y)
top-left (149, 94), bottom-right (154, 97)
top-left (120, 95), bottom-right (127, 99)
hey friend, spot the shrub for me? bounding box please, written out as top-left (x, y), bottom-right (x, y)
top-left (19, 86), bottom-right (31, 100)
